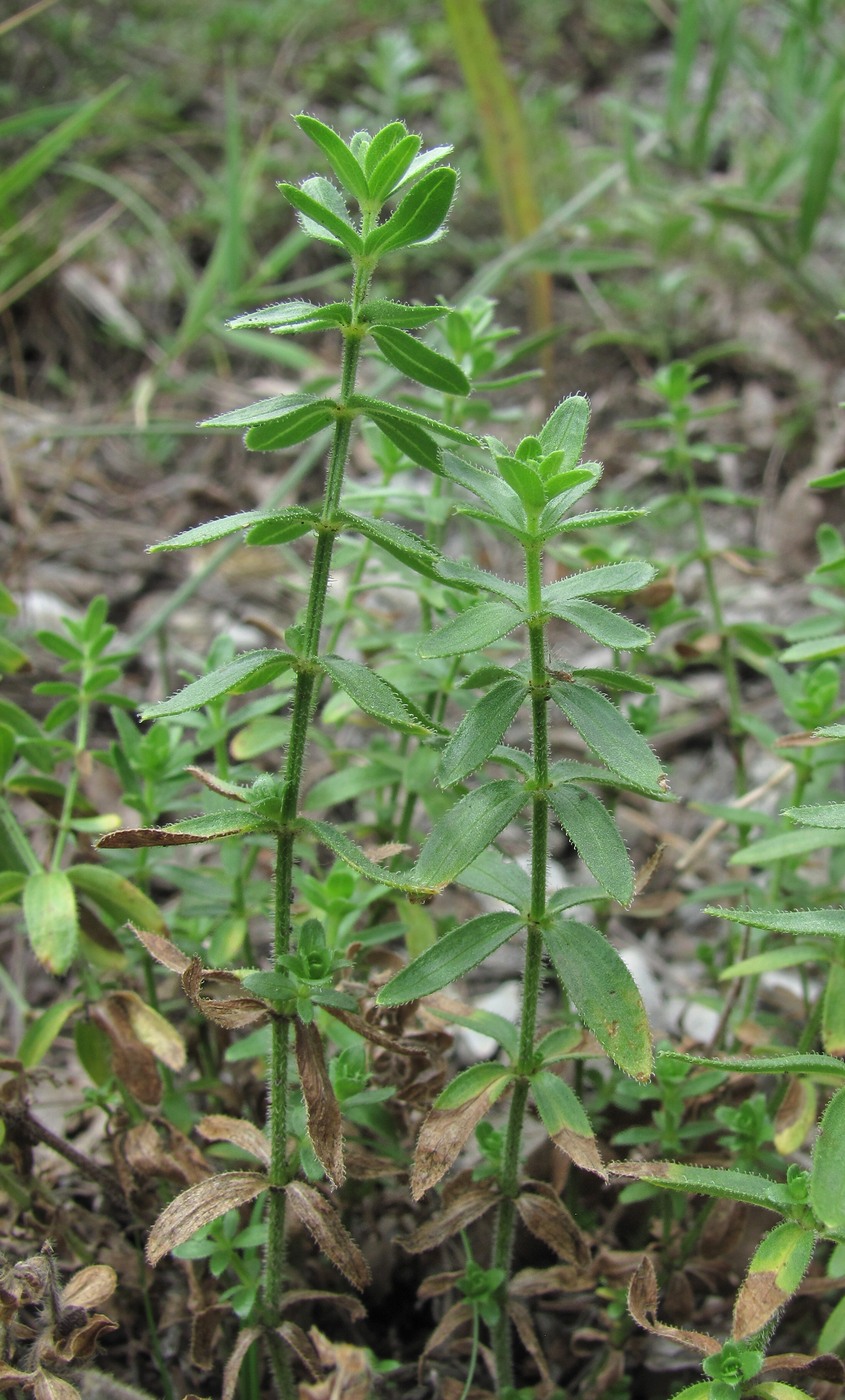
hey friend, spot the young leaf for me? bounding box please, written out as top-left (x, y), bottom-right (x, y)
top-left (551, 680), bottom-right (664, 794)
top-left (359, 298), bottom-right (448, 329)
top-left (542, 560), bottom-right (656, 606)
top-left (531, 1069), bottom-right (605, 1177)
top-left (365, 166), bottom-right (458, 256)
top-left (279, 179), bottom-right (364, 255)
top-left (201, 391), bottom-right (325, 430)
top-left (366, 133), bottom-right (423, 203)
top-left (376, 911), bottom-right (524, 1006)
top-left (245, 401), bottom-right (336, 451)
top-left (438, 676), bottom-right (526, 786)
top-left (810, 1085), bottom-right (845, 1233)
top-left (227, 300), bottom-right (351, 333)
top-left (442, 451), bottom-right (526, 532)
top-left (538, 394), bottom-right (590, 467)
top-left (545, 599), bottom-right (652, 651)
top-left (294, 115), bottom-right (370, 205)
top-left (363, 121), bottom-right (407, 175)
top-left (549, 785), bottom-right (633, 905)
top-left (419, 601), bottom-right (524, 659)
top-left (411, 779), bottom-right (526, 891)
top-left (140, 650), bottom-right (293, 720)
top-left (321, 655), bottom-right (436, 736)
top-left (371, 325), bottom-right (469, 395)
top-left (543, 916), bottom-right (652, 1080)
top-left (733, 1222), bottom-right (815, 1340)
top-left (24, 870), bottom-right (79, 975)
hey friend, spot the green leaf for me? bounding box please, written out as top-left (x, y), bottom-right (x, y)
top-left (376, 912), bottom-right (524, 1005)
top-left (350, 395), bottom-right (477, 447)
top-left (455, 846), bottom-right (531, 910)
top-left (0, 79), bottom-right (126, 208)
top-left (279, 178), bottom-right (363, 255)
top-left (151, 508), bottom-right (282, 551)
top-left (23, 870), bottom-right (79, 975)
top-left (434, 1062), bottom-right (512, 1110)
top-left (531, 1069), bottom-right (603, 1174)
top-left (731, 828), bottom-right (845, 867)
top-left (360, 299), bottom-right (448, 330)
top-left (419, 602), bottom-right (524, 659)
top-left (430, 1002), bottom-right (519, 1059)
top-left (0, 872), bottom-right (27, 904)
top-left (363, 122), bottom-right (407, 175)
top-left (227, 300), bottom-right (351, 333)
top-left (201, 391), bottom-right (327, 430)
top-left (442, 452), bottom-right (526, 532)
top-left (550, 681), bottom-right (664, 794)
top-left (734, 1222), bottom-right (815, 1339)
top-left (542, 561), bottom-right (656, 606)
top-left (705, 906), bottom-right (845, 940)
top-left (18, 999), bottom-right (82, 1068)
top-left (66, 865), bottom-right (167, 934)
top-left (302, 820), bottom-right (413, 891)
top-left (543, 917), bottom-right (652, 1080)
top-left (371, 326), bottom-right (469, 396)
top-left (538, 394), bottom-right (590, 467)
top-left (245, 513), bottom-right (319, 547)
top-left (823, 963), bottom-right (845, 1056)
top-left (294, 115), bottom-right (370, 204)
top-left (438, 676), bottom-right (526, 786)
top-left (657, 1049), bottom-right (845, 1081)
top-left (245, 401), bottom-right (336, 451)
top-left (321, 656), bottom-right (436, 736)
top-left (364, 405), bottom-right (441, 470)
top-left (549, 785), bottom-right (633, 905)
top-left (496, 453), bottom-right (546, 509)
top-left (337, 510), bottom-right (471, 589)
top-left (140, 651), bottom-right (293, 720)
top-left (810, 1085), bottom-right (845, 1232)
top-left (365, 166), bottom-right (458, 256)
top-left (545, 600), bottom-right (652, 651)
top-left (796, 83), bottom-right (844, 255)
top-left (367, 133), bottom-right (423, 203)
top-left (785, 803), bottom-right (845, 829)
top-left (411, 779), bottom-right (526, 891)
top-left (611, 1160), bottom-right (795, 1214)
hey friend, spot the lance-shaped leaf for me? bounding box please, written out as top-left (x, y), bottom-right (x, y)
top-left (543, 560), bottom-right (656, 607)
top-left (539, 394), bottom-right (590, 468)
top-left (182, 958), bottom-right (271, 1029)
top-left (442, 451), bottom-right (526, 532)
top-left (365, 166), bottom-right (457, 256)
top-left (810, 1084), bottom-right (845, 1233)
top-left (196, 1115), bottom-right (271, 1167)
top-left (97, 811), bottom-right (265, 848)
top-left (543, 917), bottom-right (652, 1080)
top-left (705, 905), bottom-right (845, 939)
top-left (294, 115), bottom-right (370, 204)
top-left (657, 1048), bottom-right (845, 1081)
top-left (411, 779), bottom-right (526, 891)
top-left (438, 676), bottom-right (526, 786)
top-left (823, 963), bottom-right (845, 1056)
top-left (371, 325), bottom-right (469, 395)
top-left (321, 655), bottom-right (435, 736)
top-left (295, 1020), bottom-right (344, 1188)
top-left (201, 391), bottom-right (325, 430)
top-left (359, 298), bottom-right (447, 330)
top-left (546, 599), bottom-right (652, 651)
top-left (151, 508), bottom-right (293, 551)
top-left (109, 990), bottom-right (186, 1070)
top-left (411, 1063), bottom-right (512, 1198)
top-left (419, 601), bottom-right (524, 659)
top-left (337, 509), bottom-right (472, 590)
top-left (349, 394), bottom-right (477, 447)
top-left (66, 865), bottom-right (167, 934)
top-left (456, 845), bottom-right (531, 910)
top-left (551, 680), bottom-right (664, 794)
top-left (376, 911), bottom-right (524, 1006)
top-left (140, 650), bottom-right (293, 720)
top-left (284, 1182), bottom-right (370, 1290)
top-left (244, 401), bottom-right (336, 452)
top-left (279, 178), bottom-right (363, 255)
top-left (24, 870), bottom-right (78, 975)
top-left (302, 820), bottom-right (413, 891)
top-left (227, 299), bottom-right (351, 333)
top-left (774, 1077), bottom-right (817, 1154)
top-left (549, 784), bottom-right (634, 906)
top-left (366, 133), bottom-right (422, 202)
top-left (516, 1182), bottom-right (591, 1265)
top-left (628, 1255), bottom-right (720, 1357)
top-left (364, 405), bottom-right (441, 469)
top-left (530, 1069), bottom-right (605, 1177)
top-left (610, 1161), bottom-right (798, 1215)
top-left (400, 1181), bottom-right (499, 1253)
top-left (146, 1172), bottom-right (268, 1266)
top-left (733, 1222), bottom-right (815, 1340)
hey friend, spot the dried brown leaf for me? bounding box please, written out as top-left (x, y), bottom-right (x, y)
top-left (196, 1115), bottom-right (270, 1167)
top-left (420, 1300), bottom-right (473, 1364)
top-left (120, 1120), bottom-right (210, 1188)
top-left (182, 959), bottom-right (270, 1029)
top-left (39, 1315), bottom-right (118, 1366)
top-left (507, 1300), bottom-right (552, 1394)
top-left (324, 1005), bottom-right (428, 1057)
top-left (190, 1304), bottom-right (229, 1370)
top-left (279, 1289), bottom-right (366, 1323)
top-left (299, 1329), bottom-right (373, 1400)
top-left (276, 1321), bottom-right (321, 1380)
top-left (110, 991), bottom-right (186, 1071)
top-left (285, 1182), bottom-right (370, 1292)
top-left (774, 1075), bottom-right (816, 1153)
top-left (221, 1326), bottom-right (261, 1400)
top-left (732, 1269), bottom-right (791, 1343)
top-left (511, 1264), bottom-right (587, 1297)
top-left (185, 766), bottom-right (248, 802)
top-left (400, 1181), bottom-right (499, 1254)
top-left (97, 828), bottom-right (213, 848)
top-left (516, 1187), bottom-right (590, 1268)
top-left (90, 998), bottom-right (161, 1107)
top-left (129, 924), bottom-right (191, 975)
top-left (32, 1373), bottom-right (81, 1400)
top-left (417, 1270), bottom-right (462, 1300)
top-left (60, 1265), bottom-right (117, 1311)
top-left (759, 1352), bottom-right (845, 1382)
top-left (146, 1172), bottom-right (268, 1267)
top-left (411, 1080), bottom-right (511, 1200)
top-left (0, 1363), bottom-right (35, 1391)
top-left (295, 1020), bottom-right (344, 1188)
top-left (627, 1256), bottom-right (718, 1356)
top-left (342, 1143), bottom-right (402, 1180)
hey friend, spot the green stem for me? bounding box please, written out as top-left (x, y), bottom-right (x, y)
top-left (50, 698), bottom-right (90, 872)
top-left (490, 530), bottom-right (549, 1389)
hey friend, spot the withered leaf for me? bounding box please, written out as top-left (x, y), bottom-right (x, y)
top-left (0, 1363), bottom-right (35, 1391)
top-left (146, 1172), bottom-right (268, 1267)
top-left (130, 924), bottom-right (191, 975)
top-left (285, 1182), bottom-right (370, 1291)
top-left (279, 1289), bottom-right (366, 1323)
top-left (182, 958), bottom-right (270, 1029)
top-left (277, 1321), bottom-right (322, 1380)
top-left (417, 1270), bottom-right (462, 1300)
top-left (420, 1300), bottom-right (473, 1363)
top-left (516, 1186), bottom-right (590, 1268)
top-left (221, 1327), bottom-right (261, 1400)
top-left (400, 1181), bottom-right (499, 1254)
top-left (511, 1264), bottom-right (587, 1297)
top-left (32, 1373), bottom-right (81, 1400)
top-left (759, 1351), bottom-right (845, 1382)
top-left (774, 1075), bottom-right (816, 1154)
top-left (411, 1078), bottom-right (512, 1200)
top-left (343, 1143), bottom-right (402, 1180)
top-left (109, 991), bottom-right (186, 1071)
top-left (324, 1005), bottom-right (429, 1057)
top-left (190, 1304), bottom-right (229, 1370)
top-left (37, 1315), bottom-right (118, 1367)
top-left (120, 1120), bottom-right (210, 1187)
top-left (90, 998), bottom-right (161, 1107)
top-left (186, 766), bottom-right (248, 802)
top-left (97, 828), bottom-right (213, 848)
top-left (60, 1265), bottom-right (117, 1311)
top-left (507, 1300), bottom-right (552, 1392)
top-left (298, 1328), bottom-right (373, 1400)
top-left (295, 1020), bottom-right (344, 1188)
top-left (627, 1256), bottom-right (718, 1357)
top-left (196, 1114), bottom-right (270, 1167)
